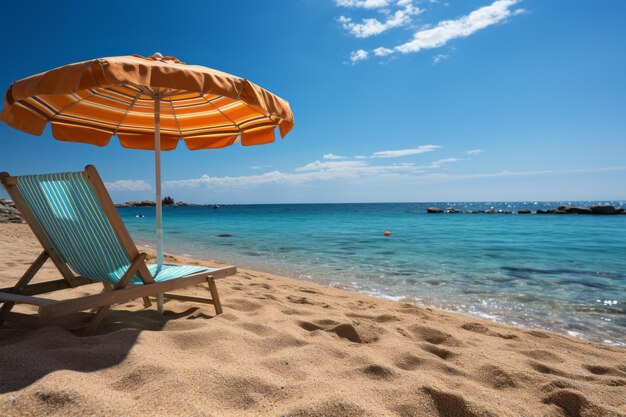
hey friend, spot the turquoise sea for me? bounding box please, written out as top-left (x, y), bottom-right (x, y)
top-left (119, 202), bottom-right (626, 346)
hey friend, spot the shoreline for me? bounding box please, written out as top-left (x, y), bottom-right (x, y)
top-left (1, 223), bottom-right (625, 416)
top-left (138, 242), bottom-right (625, 348)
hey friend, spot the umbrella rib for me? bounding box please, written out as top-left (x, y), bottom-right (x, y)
top-left (168, 97), bottom-right (184, 140)
top-left (238, 100), bottom-right (275, 122)
top-left (112, 92), bottom-right (141, 137)
top-left (198, 93), bottom-right (242, 134)
top-left (46, 90), bottom-right (98, 122)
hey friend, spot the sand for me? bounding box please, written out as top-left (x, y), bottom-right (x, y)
top-left (0, 223), bottom-right (624, 417)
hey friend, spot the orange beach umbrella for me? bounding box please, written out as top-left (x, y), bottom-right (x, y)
top-left (0, 53), bottom-right (294, 310)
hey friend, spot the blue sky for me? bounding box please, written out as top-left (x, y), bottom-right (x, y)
top-left (1, 0), bottom-right (625, 203)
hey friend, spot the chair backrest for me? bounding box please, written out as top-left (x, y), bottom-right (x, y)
top-left (5, 168), bottom-right (145, 285)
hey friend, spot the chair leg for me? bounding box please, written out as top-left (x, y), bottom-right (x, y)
top-left (0, 251), bottom-right (49, 326)
top-left (207, 277), bottom-right (223, 315)
top-left (83, 305), bottom-right (111, 336)
top-left (142, 297), bottom-right (152, 308)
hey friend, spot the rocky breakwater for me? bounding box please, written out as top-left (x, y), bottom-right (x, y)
top-left (0, 199), bottom-right (23, 223)
top-left (427, 205), bottom-right (625, 215)
top-left (115, 200), bottom-right (201, 208)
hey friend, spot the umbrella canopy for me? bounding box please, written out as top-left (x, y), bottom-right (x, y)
top-left (0, 54), bottom-right (294, 149)
top-left (0, 53), bottom-right (294, 312)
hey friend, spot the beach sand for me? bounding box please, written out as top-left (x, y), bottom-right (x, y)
top-left (0, 223), bottom-right (625, 417)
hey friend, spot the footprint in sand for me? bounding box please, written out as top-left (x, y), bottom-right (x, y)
top-left (281, 308), bottom-right (312, 316)
top-left (286, 400), bottom-right (366, 417)
top-left (460, 322), bottom-right (519, 340)
top-left (583, 364), bottom-right (626, 377)
top-left (360, 364), bottom-right (395, 380)
top-left (421, 344), bottom-right (456, 360)
top-left (393, 353), bottom-right (423, 371)
top-left (520, 349), bottom-right (564, 363)
top-left (460, 322), bottom-right (489, 334)
top-left (34, 390), bottom-right (79, 411)
top-left (541, 379), bottom-right (576, 393)
top-left (542, 389), bottom-right (619, 417)
top-left (297, 319), bottom-right (381, 344)
top-left (238, 322), bottom-right (274, 336)
top-left (224, 298), bottom-right (262, 312)
top-left (112, 365), bottom-right (168, 391)
top-left (477, 365), bottom-right (517, 389)
top-left (528, 330), bottom-right (551, 339)
top-left (287, 295), bottom-right (314, 305)
top-left (409, 325), bottom-right (463, 347)
top-left (346, 312), bottom-right (401, 323)
top-left (422, 386), bottom-right (493, 417)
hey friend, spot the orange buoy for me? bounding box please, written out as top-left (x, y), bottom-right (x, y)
top-left (384, 231), bottom-right (391, 236)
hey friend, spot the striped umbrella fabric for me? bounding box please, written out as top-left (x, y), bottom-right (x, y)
top-left (0, 54), bottom-right (294, 150)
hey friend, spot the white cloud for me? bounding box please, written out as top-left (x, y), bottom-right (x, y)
top-left (164, 161), bottom-right (425, 189)
top-left (350, 49), bottom-right (369, 63)
top-left (466, 149), bottom-right (484, 155)
top-left (394, 0), bottom-right (523, 55)
top-left (105, 179), bottom-right (151, 191)
top-left (370, 144), bottom-right (441, 158)
top-left (164, 158), bottom-right (626, 191)
top-left (323, 153), bottom-right (346, 160)
top-left (374, 47), bottom-right (394, 57)
top-left (336, 0), bottom-right (389, 9)
top-left (432, 53), bottom-right (449, 64)
top-left (250, 164), bottom-right (272, 170)
top-left (429, 157), bottom-right (463, 167)
top-left (339, 4), bottom-right (421, 38)
top-left (296, 160), bottom-right (367, 172)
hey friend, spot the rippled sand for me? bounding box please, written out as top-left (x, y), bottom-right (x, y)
top-left (1, 223), bottom-right (625, 416)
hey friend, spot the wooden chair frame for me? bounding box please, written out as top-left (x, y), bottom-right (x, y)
top-left (0, 165), bottom-right (235, 335)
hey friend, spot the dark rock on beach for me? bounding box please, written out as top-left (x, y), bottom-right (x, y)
top-left (0, 199), bottom-right (23, 223)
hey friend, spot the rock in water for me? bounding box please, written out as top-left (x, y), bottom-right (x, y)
top-left (426, 207), bottom-right (443, 213)
top-left (517, 209), bottom-right (531, 214)
top-left (556, 205), bottom-right (593, 214)
top-left (590, 205), bottom-right (619, 214)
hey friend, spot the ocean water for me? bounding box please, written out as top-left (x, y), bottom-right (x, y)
top-left (120, 202), bottom-right (626, 346)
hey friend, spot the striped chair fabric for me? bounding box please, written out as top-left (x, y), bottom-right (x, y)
top-left (15, 171), bottom-right (208, 285)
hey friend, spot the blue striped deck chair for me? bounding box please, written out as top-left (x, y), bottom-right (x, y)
top-left (0, 165), bottom-right (236, 335)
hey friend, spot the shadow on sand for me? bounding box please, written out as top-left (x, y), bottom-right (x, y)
top-left (0, 305), bottom-right (216, 394)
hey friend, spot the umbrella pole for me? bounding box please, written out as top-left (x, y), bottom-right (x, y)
top-left (155, 95), bottom-right (164, 314)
